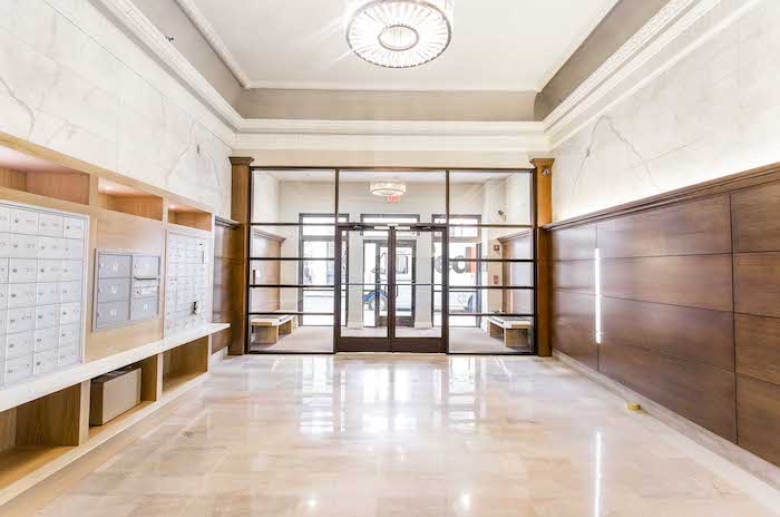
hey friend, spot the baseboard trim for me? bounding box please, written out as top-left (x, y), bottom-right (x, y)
top-left (554, 350), bottom-right (780, 496)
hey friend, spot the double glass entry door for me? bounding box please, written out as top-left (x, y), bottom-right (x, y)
top-left (336, 224), bottom-right (447, 353)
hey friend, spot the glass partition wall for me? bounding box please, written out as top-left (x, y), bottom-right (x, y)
top-left (247, 168), bottom-right (536, 354)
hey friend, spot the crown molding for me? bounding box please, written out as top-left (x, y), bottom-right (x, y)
top-left (543, 0), bottom-right (698, 133)
top-left (244, 80), bottom-right (540, 92)
top-left (234, 120), bottom-right (550, 153)
top-left (238, 119), bottom-right (546, 136)
top-left (172, 0), bottom-right (251, 87)
top-left (91, 0), bottom-right (244, 131)
top-left (542, 0), bottom-right (764, 148)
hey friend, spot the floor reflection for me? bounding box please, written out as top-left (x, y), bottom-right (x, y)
top-left (34, 354), bottom-right (780, 517)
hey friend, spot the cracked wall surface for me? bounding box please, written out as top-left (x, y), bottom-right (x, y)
top-left (552, 0), bottom-right (780, 221)
top-left (0, 0), bottom-right (233, 217)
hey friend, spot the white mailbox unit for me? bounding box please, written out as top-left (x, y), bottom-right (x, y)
top-left (165, 231), bottom-right (210, 337)
top-left (0, 201), bottom-right (89, 388)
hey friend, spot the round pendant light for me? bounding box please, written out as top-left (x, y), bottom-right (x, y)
top-left (346, 0), bottom-right (454, 69)
top-left (370, 181), bottom-right (407, 197)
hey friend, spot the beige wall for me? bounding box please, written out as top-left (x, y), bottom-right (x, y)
top-left (237, 89), bottom-right (537, 121)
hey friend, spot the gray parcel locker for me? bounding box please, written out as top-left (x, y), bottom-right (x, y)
top-left (93, 252), bottom-right (161, 330)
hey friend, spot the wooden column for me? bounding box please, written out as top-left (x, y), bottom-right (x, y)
top-left (229, 157), bottom-right (254, 355)
top-left (531, 158), bottom-right (554, 357)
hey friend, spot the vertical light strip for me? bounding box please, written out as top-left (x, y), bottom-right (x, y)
top-left (594, 248), bottom-right (602, 344)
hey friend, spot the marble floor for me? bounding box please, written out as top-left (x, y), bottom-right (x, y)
top-left (34, 355), bottom-right (780, 517)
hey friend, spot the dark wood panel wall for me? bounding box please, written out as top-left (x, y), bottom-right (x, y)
top-left (212, 218), bottom-right (243, 354)
top-left (546, 162), bottom-right (780, 468)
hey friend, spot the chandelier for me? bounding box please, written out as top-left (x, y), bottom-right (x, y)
top-left (370, 181), bottom-right (407, 197)
top-left (346, 0), bottom-right (454, 69)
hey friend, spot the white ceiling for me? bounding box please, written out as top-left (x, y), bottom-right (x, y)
top-left (183, 0), bottom-right (620, 91)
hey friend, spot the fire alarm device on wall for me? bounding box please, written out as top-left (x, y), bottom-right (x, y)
top-left (493, 244), bottom-right (500, 252)
top-left (493, 275), bottom-right (500, 285)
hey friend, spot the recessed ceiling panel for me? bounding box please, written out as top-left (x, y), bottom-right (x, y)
top-left (186, 0), bottom-right (619, 91)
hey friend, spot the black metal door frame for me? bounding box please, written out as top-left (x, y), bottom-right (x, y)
top-left (334, 224), bottom-right (447, 353)
top-left (245, 166), bottom-right (538, 356)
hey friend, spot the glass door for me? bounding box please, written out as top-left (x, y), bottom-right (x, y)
top-left (335, 224), bottom-right (447, 353)
top-left (337, 224), bottom-right (390, 351)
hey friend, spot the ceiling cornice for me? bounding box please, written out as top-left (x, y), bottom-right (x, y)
top-left (544, 0), bottom-right (699, 133)
top-left (542, 0), bottom-right (765, 147)
top-left (172, 0), bottom-right (251, 87)
top-left (234, 121), bottom-right (550, 153)
top-left (91, 0), bottom-right (244, 130)
top-left (238, 119), bottom-right (546, 137)
top-left (244, 80), bottom-right (540, 92)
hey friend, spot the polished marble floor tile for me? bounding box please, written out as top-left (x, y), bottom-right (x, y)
top-left (34, 355), bottom-right (780, 517)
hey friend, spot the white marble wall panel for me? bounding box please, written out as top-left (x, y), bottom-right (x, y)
top-left (0, 0), bottom-right (232, 217)
top-left (553, 0), bottom-right (780, 221)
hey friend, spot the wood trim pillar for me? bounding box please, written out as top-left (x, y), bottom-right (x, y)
top-left (531, 158), bottom-right (554, 357)
top-left (229, 157), bottom-right (254, 355)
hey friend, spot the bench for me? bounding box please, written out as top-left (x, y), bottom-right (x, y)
top-left (250, 314), bottom-right (296, 344)
top-left (487, 316), bottom-right (532, 348)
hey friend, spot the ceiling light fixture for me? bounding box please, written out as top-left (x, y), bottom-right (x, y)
top-left (346, 0), bottom-right (454, 69)
top-left (370, 181), bottom-right (407, 198)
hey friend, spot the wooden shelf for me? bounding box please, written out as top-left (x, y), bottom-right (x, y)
top-left (97, 178), bottom-right (164, 221)
top-left (0, 166), bottom-right (90, 206)
top-left (162, 372), bottom-right (203, 395)
top-left (88, 401), bottom-right (153, 440)
top-left (162, 337), bottom-right (209, 395)
top-left (168, 202), bottom-right (212, 231)
top-left (0, 446), bottom-right (73, 491)
top-left (0, 324), bottom-right (229, 415)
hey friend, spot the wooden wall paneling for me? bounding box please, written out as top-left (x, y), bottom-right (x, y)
top-left (600, 339), bottom-right (737, 441)
top-left (544, 160), bottom-right (780, 471)
top-left (601, 255), bottom-right (733, 311)
top-left (736, 314), bottom-right (780, 385)
top-left (553, 260), bottom-right (595, 295)
top-left (15, 382), bottom-right (90, 447)
top-left (537, 231), bottom-right (551, 356)
top-left (228, 157), bottom-right (253, 355)
top-left (551, 224), bottom-right (596, 261)
top-left (597, 196), bottom-right (732, 258)
top-left (602, 297), bottom-right (734, 371)
top-left (731, 181), bottom-right (780, 253)
top-left (249, 231), bottom-right (283, 314)
top-left (734, 252), bottom-right (780, 318)
top-left (553, 291), bottom-right (597, 369)
top-left (213, 218), bottom-right (243, 355)
top-left (737, 375), bottom-right (780, 466)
